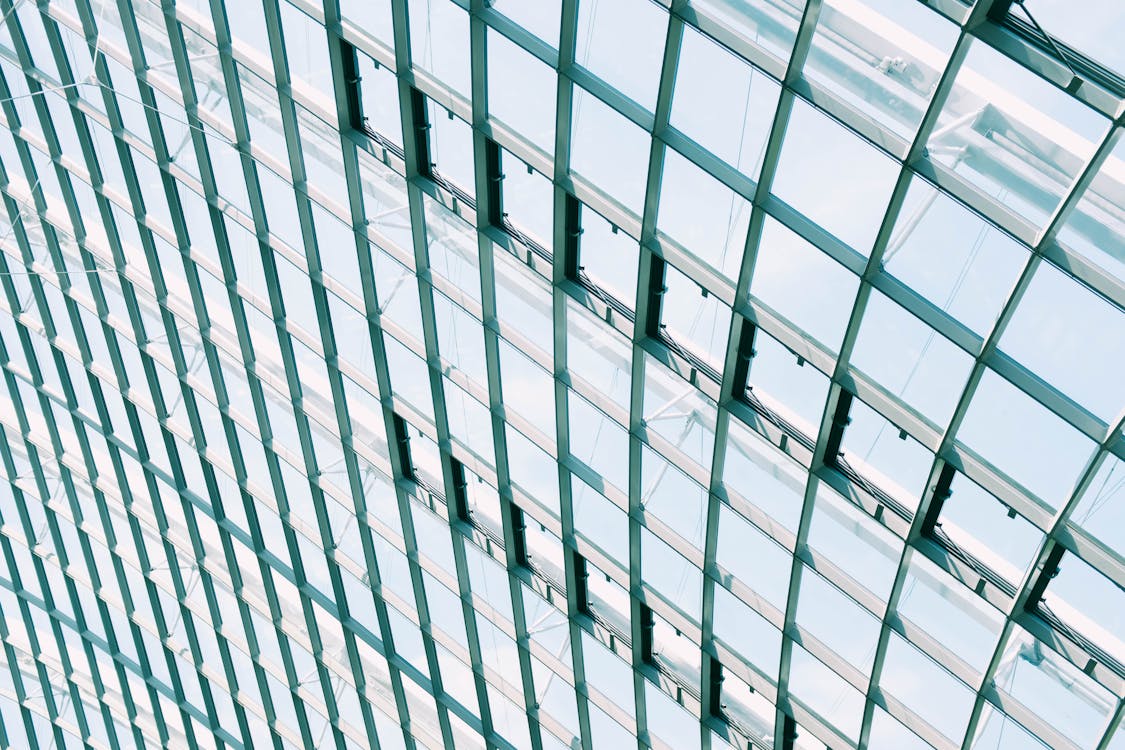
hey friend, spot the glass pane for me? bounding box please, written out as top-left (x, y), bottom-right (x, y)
top-left (409, 0), bottom-right (471, 97)
top-left (670, 25), bottom-right (780, 180)
top-left (574, 0), bottom-right (668, 110)
top-left (746, 327), bottom-right (832, 440)
top-left (879, 631), bottom-right (975, 743)
top-left (490, 0), bottom-right (561, 48)
top-left (722, 414), bottom-right (807, 535)
top-left (1069, 454), bottom-right (1125, 554)
top-left (716, 503), bottom-right (792, 611)
top-left (897, 553), bottom-right (1004, 675)
top-left (1042, 551), bottom-right (1125, 664)
top-left (488, 30), bottom-right (557, 154)
top-left (806, 0), bottom-right (957, 141)
top-left (839, 397), bottom-right (935, 512)
top-left (882, 175), bottom-right (1028, 337)
top-left (925, 39), bottom-right (1108, 231)
top-left (1057, 137), bottom-right (1125, 286)
top-left (570, 86), bottom-right (651, 214)
top-left (501, 153), bottom-right (555, 248)
top-left (772, 99), bottom-right (899, 255)
top-left (806, 484), bottom-right (902, 602)
top-left (660, 262), bottom-right (733, 374)
top-left (578, 206), bottom-right (640, 305)
top-left (1014, 0), bottom-right (1125, 77)
top-left (750, 217), bottom-right (860, 352)
top-left (688, 0), bottom-right (802, 64)
top-left (997, 626), bottom-right (1116, 750)
top-left (788, 644), bottom-right (865, 741)
top-left (957, 369), bottom-right (1096, 510)
top-left (428, 101), bottom-right (476, 198)
top-left (795, 566), bottom-right (881, 676)
top-left (938, 472), bottom-right (1044, 584)
top-left (850, 289), bottom-right (974, 427)
top-left (657, 147), bottom-right (752, 282)
top-left (1000, 262), bottom-right (1125, 423)
top-left (356, 50), bottom-right (402, 147)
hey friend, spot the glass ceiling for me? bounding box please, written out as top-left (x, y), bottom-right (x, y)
top-left (0, 0), bottom-right (1120, 749)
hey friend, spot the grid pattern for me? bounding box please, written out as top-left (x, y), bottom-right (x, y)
top-left (0, 1), bottom-right (1121, 749)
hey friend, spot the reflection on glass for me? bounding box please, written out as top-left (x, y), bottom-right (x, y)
top-left (925, 39), bottom-right (1107, 232)
top-left (995, 626), bottom-right (1116, 750)
top-left (1057, 138), bottom-right (1125, 286)
top-left (806, 0), bottom-right (957, 141)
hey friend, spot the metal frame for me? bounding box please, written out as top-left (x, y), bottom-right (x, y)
top-left (0, 0), bottom-right (1121, 749)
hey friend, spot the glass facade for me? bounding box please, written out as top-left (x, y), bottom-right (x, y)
top-left (0, 1), bottom-right (1121, 749)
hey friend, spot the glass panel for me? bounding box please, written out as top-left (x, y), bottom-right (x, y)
top-left (720, 670), bottom-right (776, 744)
top-left (574, 0), bottom-right (668, 110)
top-left (750, 217), bottom-right (860, 352)
top-left (1013, 1), bottom-right (1125, 77)
top-left (795, 566), bottom-right (881, 676)
top-left (997, 626), bottom-right (1116, 750)
top-left (642, 446), bottom-right (708, 551)
top-left (428, 101), bottom-right (477, 197)
top-left (1058, 137), bottom-right (1125, 286)
top-left (938, 472), bottom-right (1045, 584)
top-left (566, 298), bottom-right (633, 411)
top-left (657, 147), bottom-right (752, 282)
top-left (745, 327), bottom-right (832, 440)
top-left (788, 644), bottom-right (865, 741)
top-left (570, 86), bottom-right (651, 214)
top-left (642, 354), bottom-right (717, 472)
top-left (570, 393), bottom-right (629, 493)
top-left (356, 49), bottom-right (403, 147)
top-left (882, 175), bottom-right (1028, 337)
top-left (867, 707), bottom-right (931, 750)
top-left (1042, 551), bottom-right (1125, 664)
top-left (1000, 262), bottom-right (1124, 423)
top-left (957, 369), bottom-right (1096, 510)
top-left (712, 585), bottom-right (782, 677)
top-left (806, 483), bottom-right (902, 602)
top-left (849, 289), bottom-right (975, 427)
top-left (501, 153), bottom-right (555, 248)
top-left (722, 414), bottom-right (807, 535)
top-left (341, 0), bottom-right (394, 45)
top-left (772, 99), bottom-right (900, 255)
top-left (969, 710), bottom-right (1051, 750)
top-left (897, 553), bottom-right (1004, 676)
top-left (879, 631), bottom-right (976, 743)
top-left (806, 0), bottom-right (957, 141)
top-left (716, 503), bottom-right (792, 612)
top-left (670, 25), bottom-right (780, 180)
top-left (1069, 454), bottom-right (1125, 554)
top-left (688, 0), bottom-right (802, 64)
top-left (572, 475), bottom-right (629, 565)
top-left (409, 0), bottom-right (471, 97)
top-left (659, 262), bottom-right (732, 374)
top-left (488, 31), bottom-right (557, 154)
top-left (579, 205), bottom-right (641, 305)
top-left (489, 0), bottom-right (562, 48)
top-left (643, 528), bottom-right (703, 621)
top-left (838, 397), bottom-right (935, 512)
top-left (925, 39), bottom-right (1108, 231)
